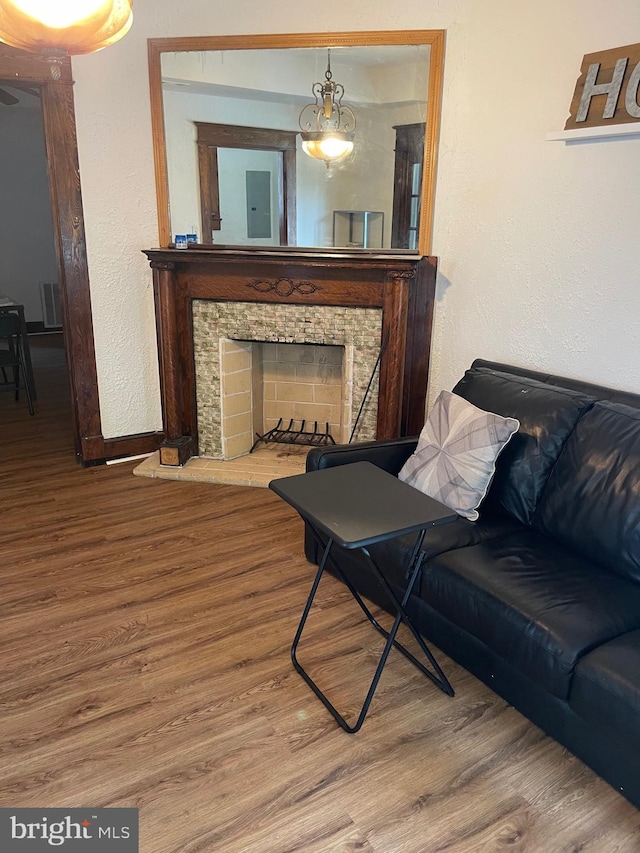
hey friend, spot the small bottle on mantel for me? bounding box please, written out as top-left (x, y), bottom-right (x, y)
top-left (187, 226), bottom-right (198, 245)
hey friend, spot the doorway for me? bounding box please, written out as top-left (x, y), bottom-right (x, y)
top-left (0, 77), bottom-right (71, 444)
top-left (0, 86), bottom-right (62, 316)
top-left (0, 43), bottom-right (102, 463)
top-left (196, 122), bottom-right (297, 245)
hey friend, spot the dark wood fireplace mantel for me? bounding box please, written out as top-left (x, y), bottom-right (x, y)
top-left (143, 246), bottom-right (438, 466)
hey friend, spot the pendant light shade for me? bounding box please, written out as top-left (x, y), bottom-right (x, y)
top-left (301, 132), bottom-right (354, 162)
top-left (299, 49), bottom-right (356, 164)
top-left (0, 0), bottom-right (133, 56)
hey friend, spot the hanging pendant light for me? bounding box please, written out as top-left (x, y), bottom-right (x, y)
top-left (299, 49), bottom-right (356, 164)
top-left (0, 1), bottom-right (133, 60)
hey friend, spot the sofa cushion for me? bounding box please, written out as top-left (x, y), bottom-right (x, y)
top-left (398, 390), bottom-right (519, 520)
top-left (369, 511), bottom-right (525, 583)
top-left (452, 367), bottom-right (595, 525)
top-left (313, 514), bottom-right (525, 630)
top-left (534, 401), bottom-right (640, 583)
top-left (421, 530), bottom-right (640, 700)
top-left (569, 631), bottom-right (640, 748)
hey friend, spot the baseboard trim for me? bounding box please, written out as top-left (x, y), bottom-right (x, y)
top-left (103, 431), bottom-right (165, 462)
top-left (26, 321), bottom-right (62, 334)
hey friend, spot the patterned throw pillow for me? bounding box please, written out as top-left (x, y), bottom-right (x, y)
top-left (398, 390), bottom-right (520, 521)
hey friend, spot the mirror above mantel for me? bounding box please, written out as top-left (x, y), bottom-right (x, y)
top-left (148, 30), bottom-right (445, 255)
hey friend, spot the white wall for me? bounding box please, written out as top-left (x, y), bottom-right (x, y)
top-left (430, 1), bottom-right (640, 400)
top-left (70, 0), bottom-right (640, 439)
top-left (217, 148), bottom-right (279, 245)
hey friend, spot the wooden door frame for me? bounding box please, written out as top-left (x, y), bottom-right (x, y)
top-left (195, 122), bottom-right (297, 246)
top-left (0, 43), bottom-right (162, 464)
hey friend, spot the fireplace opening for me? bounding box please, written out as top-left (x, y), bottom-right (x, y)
top-left (220, 340), bottom-right (351, 461)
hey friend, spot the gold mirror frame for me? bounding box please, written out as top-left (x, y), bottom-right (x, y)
top-left (148, 30), bottom-right (445, 254)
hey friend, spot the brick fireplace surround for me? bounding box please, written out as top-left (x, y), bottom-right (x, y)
top-left (143, 247), bottom-right (438, 468)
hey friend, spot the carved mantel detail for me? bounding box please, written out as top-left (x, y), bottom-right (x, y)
top-left (386, 269), bottom-right (417, 282)
top-left (248, 277), bottom-right (320, 297)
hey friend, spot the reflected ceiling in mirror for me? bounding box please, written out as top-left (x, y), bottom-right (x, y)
top-left (148, 31), bottom-right (445, 254)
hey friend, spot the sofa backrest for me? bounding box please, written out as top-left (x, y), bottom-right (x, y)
top-left (533, 400), bottom-right (640, 583)
top-left (470, 359), bottom-right (640, 409)
top-left (453, 365), bottom-right (596, 525)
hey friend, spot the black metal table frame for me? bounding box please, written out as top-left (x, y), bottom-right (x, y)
top-left (292, 521), bottom-right (454, 734)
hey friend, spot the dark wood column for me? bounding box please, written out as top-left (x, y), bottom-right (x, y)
top-left (151, 260), bottom-right (194, 466)
top-left (144, 247), bottom-right (438, 466)
top-left (42, 79), bottom-right (105, 462)
top-left (377, 271), bottom-right (410, 438)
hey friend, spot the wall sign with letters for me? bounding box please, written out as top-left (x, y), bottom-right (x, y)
top-left (565, 42), bottom-right (640, 130)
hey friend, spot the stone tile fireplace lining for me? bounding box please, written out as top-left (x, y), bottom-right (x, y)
top-left (193, 301), bottom-right (382, 458)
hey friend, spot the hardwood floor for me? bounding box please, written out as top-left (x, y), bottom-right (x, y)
top-left (1, 336), bottom-right (639, 851)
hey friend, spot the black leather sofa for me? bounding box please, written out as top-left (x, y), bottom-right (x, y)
top-left (304, 359), bottom-right (640, 808)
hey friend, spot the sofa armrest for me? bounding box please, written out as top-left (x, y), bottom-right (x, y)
top-left (306, 436), bottom-right (418, 476)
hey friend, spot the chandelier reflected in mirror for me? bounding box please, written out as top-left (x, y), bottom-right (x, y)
top-left (299, 49), bottom-right (356, 164)
top-left (0, 0), bottom-right (133, 60)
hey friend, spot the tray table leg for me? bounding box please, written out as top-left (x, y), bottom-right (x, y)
top-left (291, 526), bottom-right (454, 733)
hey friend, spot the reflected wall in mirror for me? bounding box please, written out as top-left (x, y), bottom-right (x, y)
top-left (148, 31), bottom-right (445, 253)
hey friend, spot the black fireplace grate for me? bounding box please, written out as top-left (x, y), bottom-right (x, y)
top-left (250, 418), bottom-right (336, 453)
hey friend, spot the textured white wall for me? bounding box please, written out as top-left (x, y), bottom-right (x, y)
top-left (71, 0), bottom-right (640, 438)
top-left (430, 1), bottom-right (640, 401)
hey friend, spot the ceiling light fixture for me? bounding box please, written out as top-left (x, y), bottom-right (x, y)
top-left (0, 0), bottom-right (132, 70)
top-left (299, 49), bottom-right (356, 165)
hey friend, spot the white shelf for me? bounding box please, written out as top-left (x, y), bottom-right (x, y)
top-left (547, 123), bottom-right (640, 142)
